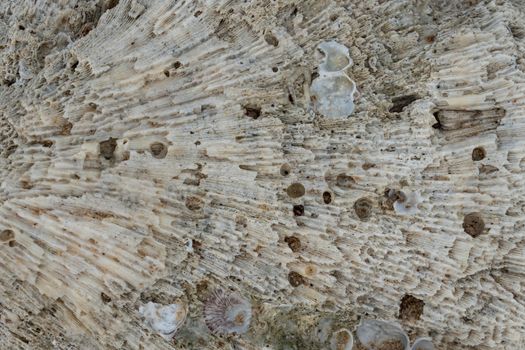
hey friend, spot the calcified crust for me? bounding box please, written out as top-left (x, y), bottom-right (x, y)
top-left (0, 0), bottom-right (524, 349)
top-left (204, 289), bottom-right (252, 335)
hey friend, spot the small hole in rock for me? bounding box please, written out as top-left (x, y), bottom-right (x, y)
top-left (244, 105), bottom-right (261, 119)
top-left (194, 10), bottom-right (202, 17)
top-left (354, 198), bottom-right (373, 220)
top-left (0, 230), bottom-right (14, 242)
top-left (389, 95), bottom-right (418, 113)
top-left (472, 147), bottom-right (486, 161)
top-left (150, 142), bottom-right (167, 159)
top-left (284, 236), bottom-right (301, 252)
top-left (323, 191), bottom-right (332, 204)
top-left (163, 70), bottom-right (170, 77)
top-left (280, 164), bottom-right (291, 176)
top-left (272, 67), bottom-right (278, 72)
top-left (264, 32), bottom-right (279, 47)
top-left (286, 183), bottom-right (305, 198)
top-left (100, 292), bottom-right (112, 304)
top-left (288, 271), bottom-right (305, 287)
top-left (399, 294), bottom-right (424, 321)
top-left (174, 61), bottom-right (182, 69)
top-left (463, 212), bottom-right (485, 237)
top-left (99, 138), bottom-right (117, 160)
top-left (293, 204), bottom-right (304, 216)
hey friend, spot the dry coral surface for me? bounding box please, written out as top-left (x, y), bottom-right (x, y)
top-left (0, 0), bottom-right (524, 349)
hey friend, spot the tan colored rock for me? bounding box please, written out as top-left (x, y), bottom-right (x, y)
top-left (0, 0), bottom-right (524, 349)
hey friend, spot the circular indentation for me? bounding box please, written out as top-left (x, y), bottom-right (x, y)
top-left (280, 164), bottom-right (291, 176)
top-left (472, 147), bottom-right (486, 161)
top-left (0, 229), bottom-right (14, 242)
top-left (323, 191), bottom-right (332, 204)
top-left (293, 204), bottom-right (304, 216)
top-left (284, 236), bottom-right (301, 252)
top-left (354, 198), bottom-right (373, 220)
top-left (336, 174), bottom-right (355, 188)
top-left (463, 212), bottom-right (485, 237)
top-left (288, 271), bottom-right (305, 287)
top-left (150, 142), bottom-right (167, 159)
top-left (304, 265), bottom-right (317, 277)
top-left (286, 183), bottom-right (305, 198)
top-left (272, 67), bottom-right (278, 72)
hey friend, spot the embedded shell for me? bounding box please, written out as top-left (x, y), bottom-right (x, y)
top-left (139, 301), bottom-right (187, 340)
top-left (204, 289), bottom-right (252, 335)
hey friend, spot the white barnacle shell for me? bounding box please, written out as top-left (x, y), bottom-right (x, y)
top-left (411, 338), bottom-right (434, 350)
top-left (311, 41), bottom-right (357, 118)
top-left (317, 41), bottom-right (353, 72)
top-left (139, 301), bottom-right (187, 340)
top-left (393, 191), bottom-right (422, 215)
top-left (330, 328), bottom-right (354, 350)
top-left (204, 289), bottom-right (252, 335)
top-left (356, 319), bottom-right (410, 350)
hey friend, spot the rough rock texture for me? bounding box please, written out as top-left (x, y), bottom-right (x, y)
top-left (0, 0), bottom-right (524, 349)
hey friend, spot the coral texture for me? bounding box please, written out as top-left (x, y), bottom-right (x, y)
top-left (0, 0), bottom-right (524, 349)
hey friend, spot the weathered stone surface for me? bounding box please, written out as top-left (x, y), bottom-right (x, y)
top-left (0, 0), bottom-right (524, 349)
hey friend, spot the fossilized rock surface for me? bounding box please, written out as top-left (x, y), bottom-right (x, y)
top-left (0, 0), bottom-right (525, 349)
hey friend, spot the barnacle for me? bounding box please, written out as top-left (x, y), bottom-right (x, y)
top-left (138, 301), bottom-right (187, 340)
top-left (204, 289), bottom-right (252, 335)
top-left (310, 41), bottom-right (357, 118)
top-left (356, 319), bottom-right (434, 350)
top-left (330, 328), bottom-right (354, 350)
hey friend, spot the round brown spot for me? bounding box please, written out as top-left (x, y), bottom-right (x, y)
top-left (336, 174), bottom-right (355, 188)
top-left (288, 271), bottom-right (305, 287)
top-left (0, 229), bottom-right (14, 242)
top-left (323, 191), bottom-right (332, 204)
top-left (264, 32), bottom-right (279, 47)
top-left (472, 147), bottom-right (486, 161)
top-left (284, 236), bottom-right (301, 252)
top-left (286, 183), bottom-right (305, 198)
top-left (463, 212), bottom-right (485, 237)
top-left (354, 198), bottom-right (373, 220)
top-left (280, 164), bottom-right (291, 176)
top-left (398, 294), bottom-right (424, 321)
top-left (185, 196), bottom-right (204, 211)
top-left (150, 142), bottom-right (167, 159)
top-left (293, 204), bottom-right (304, 216)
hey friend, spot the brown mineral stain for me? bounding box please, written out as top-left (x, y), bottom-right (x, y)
top-left (288, 271), bottom-right (305, 287)
top-left (185, 196), bottom-right (204, 211)
top-left (284, 236), bottom-right (301, 252)
top-left (286, 183), bottom-right (305, 198)
top-left (463, 212), bottom-right (485, 237)
top-left (399, 294), bottom-right (425, 321)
